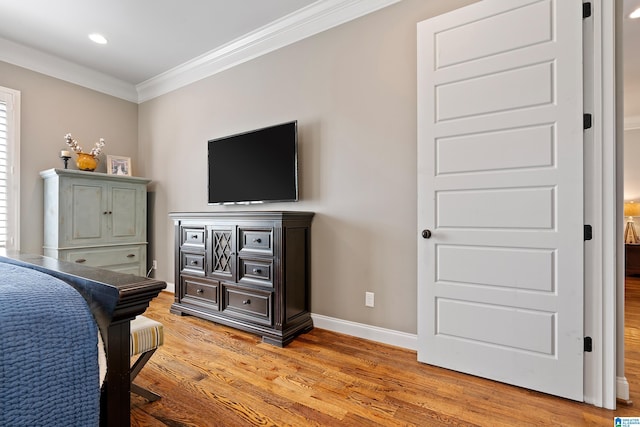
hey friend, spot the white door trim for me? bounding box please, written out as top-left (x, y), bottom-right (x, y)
top-left (613, 0), bottom-right (625, 407)
top-left (582, 0), bottom-right (619, 409)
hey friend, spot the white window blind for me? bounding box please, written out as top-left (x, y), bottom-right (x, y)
top-left (0, 86), bottom-right (20, 250)
top-left (0, 101), bottom-right (7, 247)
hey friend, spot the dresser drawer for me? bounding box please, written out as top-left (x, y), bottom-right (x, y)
top-left (223, 285), bottom-right (272, 326)
top-left (182, 227), bottom-right (205, 248)
top-left (181, 252), bottom-right (205, 276)
top-left (182, 276), bottom-right (219, 308)
top-left (60, 245), bottom-right (146, 277)
top-left (238, 258), bottom-right (273, 287)
top-left (64, 245), bottom-right (143, 268)
top-left (239, 228), bottom-right (272, 254)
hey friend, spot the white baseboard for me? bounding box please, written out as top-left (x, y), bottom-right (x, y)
top-left (162, 281), bottom-right (175, 294)
top-left (310, 313), bottom-right (417, 351)
top-left (617, 375), bottom-right (630, 401)
top-left (161, 281), bottom-right (416, 350)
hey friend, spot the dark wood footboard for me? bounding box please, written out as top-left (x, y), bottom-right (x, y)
top-left (0, 251), bottom-right (166, 427)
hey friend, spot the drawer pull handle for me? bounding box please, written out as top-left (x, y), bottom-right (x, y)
top-left (253, 238), bottom-right (262, 243)
top-left (127, 253), bottom-right (136, 258)
top-left (75, 258), bottom-right (86, 263)
top-left (252, 268), bottom-right (261, 274)
top-left (196, 288), bottom-right (204, 294)
top-left (190, 260), bottom-right (198, 265)
top-left (242, 299), bottom-right (251, 305)
top-left (103, 211), bottom-right (108, 215)
top-left (191, 235), bottom-right (199, 240)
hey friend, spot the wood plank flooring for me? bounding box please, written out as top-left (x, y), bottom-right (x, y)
top-left (130, 287), bottom-right (640, 426)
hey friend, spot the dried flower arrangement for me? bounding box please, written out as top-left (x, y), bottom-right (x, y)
top-left (64, 133), bottom-right (106, 156)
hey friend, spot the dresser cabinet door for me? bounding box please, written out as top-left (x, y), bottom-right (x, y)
top-left (207, 225), bottom-right (237, 282)
top-left (61, 178), bottom-right (146, 246)
top-left (109, 183), bottom-right (146, 243)
top-left (66, 180), bottom-right (108, 245)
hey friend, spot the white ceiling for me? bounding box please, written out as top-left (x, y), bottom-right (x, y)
top-left (0, 0), bottom-right (316, 84)
top-left (0, 0), bottom-right (400, 102)
top-left (1, 0), bottom-right (639, 114)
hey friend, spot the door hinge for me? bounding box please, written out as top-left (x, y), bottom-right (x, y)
top-left (583, 113), bottom-right (592, 130)
top-left (583, 2), bottom-right (592, 19)
top-left (584, 336), bottom-right (593, 352)
top-left (584, 224), bottom-right (593, 241)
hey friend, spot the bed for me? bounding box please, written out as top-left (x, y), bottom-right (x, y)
top-left (0, 251), bottom-right (166, 427)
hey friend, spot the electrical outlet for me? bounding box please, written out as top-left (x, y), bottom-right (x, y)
top-left (152, 259), bottom-right (157, 270)
top-left (365, 291), bottom-right (375, 308)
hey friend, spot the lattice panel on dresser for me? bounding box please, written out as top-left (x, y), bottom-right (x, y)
top-left (212, 231), bottom-right (232, 274)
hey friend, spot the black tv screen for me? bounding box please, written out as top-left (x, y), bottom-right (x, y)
top-left (208, 121), bottom-right (298, 204)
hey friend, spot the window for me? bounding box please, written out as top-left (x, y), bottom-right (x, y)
top-left (0, 86), bottom-right (20, 250)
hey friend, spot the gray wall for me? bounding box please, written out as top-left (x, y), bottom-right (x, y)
top-left (625, 128), bottom-right (640, 201)
top-left (138, 0), bottom-right (476, 334)
top-left (0, 0), bottom-right (478, 335)
top-left (0, 61), bottom-right (138, 255)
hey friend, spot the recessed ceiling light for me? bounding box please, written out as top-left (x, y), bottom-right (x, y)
top-left (630, 7), bottom-right (640, 19)
top-left (88, 33), bottom-right (107, 44)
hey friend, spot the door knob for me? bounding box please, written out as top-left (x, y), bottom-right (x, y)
top-left (422, 229), bottom-right (432, 239)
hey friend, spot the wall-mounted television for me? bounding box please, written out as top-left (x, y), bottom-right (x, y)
top-left (208, 121), bottom-right (298, 205)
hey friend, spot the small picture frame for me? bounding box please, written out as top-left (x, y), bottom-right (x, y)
top-left (107, 155), bottom-right (132, 176)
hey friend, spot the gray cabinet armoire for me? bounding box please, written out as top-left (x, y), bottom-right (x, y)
top-left (40, 168), bottom-right (150, 276)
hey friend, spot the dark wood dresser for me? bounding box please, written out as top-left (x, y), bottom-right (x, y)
top-left (169, 211), bottom-right (314, 346)
top-left (626, 244), bottom-right (640, 276)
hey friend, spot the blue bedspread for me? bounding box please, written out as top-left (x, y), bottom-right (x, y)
top-left (0, 262), bottom-right (99, 426)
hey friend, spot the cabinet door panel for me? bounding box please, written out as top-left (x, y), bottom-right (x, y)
top-left (70, 183), bottom-right (106, 242)
top-left (207, 225), bottom-right (236, 282)
top-left (110, 184), bottom-right (144, 241)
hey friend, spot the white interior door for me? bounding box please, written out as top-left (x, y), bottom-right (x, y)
top-left (417, 0), bottom-right (584, 400)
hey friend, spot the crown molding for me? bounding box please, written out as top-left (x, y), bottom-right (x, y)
top-left (136, 0), bottom-right (401, 103)
top-left (0, 38), bottom-right (138, 103)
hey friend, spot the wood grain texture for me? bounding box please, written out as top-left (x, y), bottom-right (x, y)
top-left (131, 289), bottom-right (640, 426)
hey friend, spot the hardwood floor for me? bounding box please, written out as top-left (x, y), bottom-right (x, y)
top-left (131, 289), bottom-right (640, 426)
